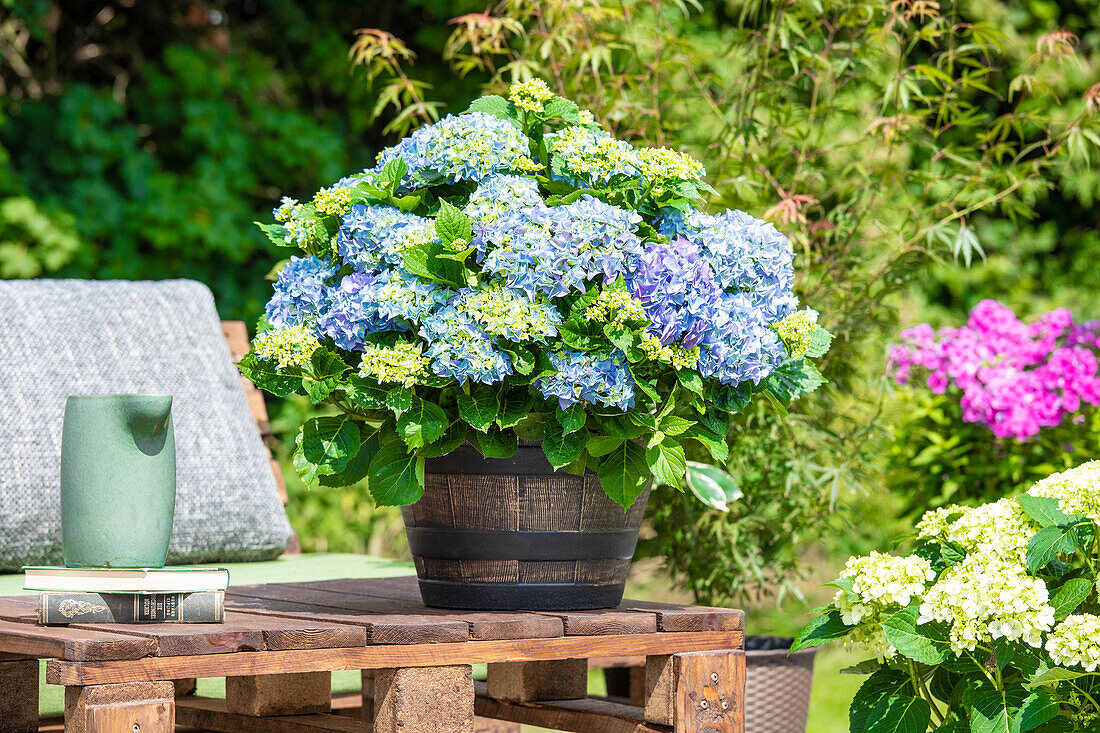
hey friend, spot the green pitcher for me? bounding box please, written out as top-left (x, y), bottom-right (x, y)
top-left (60, 394), bottom-right (176, 568)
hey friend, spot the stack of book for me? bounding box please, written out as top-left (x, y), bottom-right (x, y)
top-left (23, 566), bottom-right (229, 624)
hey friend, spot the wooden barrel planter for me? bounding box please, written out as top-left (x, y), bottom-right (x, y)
top-left (402, 442), bottom-right (651, 610)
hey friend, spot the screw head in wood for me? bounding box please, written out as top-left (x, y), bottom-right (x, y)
top-left (722, 700), bottom-right (729, 710)
top-left (133, 725), bottom-right (140, 733)
top-left (700, 700), bottom-right (708, 709)
top-left (710, 672), bottom-right (719, 683)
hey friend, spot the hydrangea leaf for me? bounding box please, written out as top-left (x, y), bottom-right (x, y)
top-left (1013, 692), bottom-right (1059, 732)
top-left (469, 426), bottom-right (518, 459)
top-left (598, 414), bottom-right (648, 440)
top-left (710, 382), bottom-right (752, 413)
top-left (420, 421), bottom-right (467, 458)
top-left (792, 609), bottom-right (850, 653)
top-left (319, 429), bottom-right (381, 488)
top-left (684, 461), bottom-right (740, 511)
top-left (645, 437), bottom-right (686, 488)
top-left (543, 420), bottom-right (587, 469)
top-left (839, 658), bottom-right (882, 675)
top-left (965, 682), bottom-right (1027, 733)
top-left (1017, 495), bottom-right (1083, 527)
top-left (557, 404), bottom-right (587, 435)
top-left (595, 440), bottom-right (649, 509)
top-left (385, 388), bottom-right (413, 417)
top-left (375, 157), bottom-right (407, 195)
top-left (302, 348), bottom-right (348, 403)
top-left (659, 415), bottom-right (696, 436)
top-left (396, 397), bottom-right (448, 450)
top-left (498, 389), bottom-right (534, 429)
top-left (503, 345), bottom-right (535, 376)
top-left (676, 370), bottom-right (704, 396)
top-left (848, 669), bottom-right (909, 733)
top-left (465, 95), bottom-right (515, 120)
top-left (299, 415), bottom-right (360, 477)
top-left (1026, 524), bottom-right (1084, 572)
top-left (587, 434), bottom-right (624, 458)
top-left (864, 693), bottom-right (930, 733)
top-left (543, 98), bottom-right (580, 122)
top-left (367, 439), bottom-right (424, 506)
top-left (881, 605), bottom-right (951, 665)
top-left (680, 423), bottom-right (729, 463)
top-left (434, 199), bottom-right (473, 248)
top-left (804, 325), bottom-right (834, 358)
top-left (401, 240), bottom-right (467, 289)
top-left (1049, 577), bottom-right (1093, 618)
top-left (824, 576), bottom-right (859, 603)
top-left (457, 385), bottom-right (499, 433)
top-left (763, 357), bottom-right (827, 404)
top-left (1027, 667), bottom-right (1087, 688)
top-left (237, 352), bottom-right (303, 397)
top-left (346, 376), bottom-right (387, 409)
top-left (254, 222), bottom-right (292, 247)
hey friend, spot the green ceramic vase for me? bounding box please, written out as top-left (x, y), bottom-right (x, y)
top-left (60, 394), bottom-right (176, 568)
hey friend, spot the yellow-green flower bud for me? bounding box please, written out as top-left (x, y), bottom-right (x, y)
top-left (251, 325), bottom-right (319, 369)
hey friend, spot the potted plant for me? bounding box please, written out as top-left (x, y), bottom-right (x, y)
top-left (239, 80), bottom-right (830, 610)
top-left (795, 460), bottom-right (1100, 731)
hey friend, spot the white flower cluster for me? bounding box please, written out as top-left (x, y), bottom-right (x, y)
top-left (915, 506), bottom-right (966, 540)
top-left (918, 554), bottom-right (1054, 652)
top-left (1046, 614), bottom-right (1100, 671)
top-left (835, 551), bottom-right (935, 625)
top-left (944, 498), bottom-right (1037, 563)
top-left (1029, 460), bottom-right (1100, 524)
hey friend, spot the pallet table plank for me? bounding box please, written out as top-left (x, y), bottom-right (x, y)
top-left (177, 697), bottom-right (365, 733)
top-left (473, 681), bottom-right (670, 733)
top-left (0, 618), bottom-right (155, 662)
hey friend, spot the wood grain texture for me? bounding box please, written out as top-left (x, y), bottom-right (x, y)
top-left (474, 682), bottom-right (670, 733)
top-left (225, 671), bottom-right (331, 716)
top-left (486, 658), bottom-right (588, 701)
top-left (622, 602), bottom-right (744, 633)
top-left (47, 630), bottom-right (745, 686)
top-left (177, 697), bottom-right (365, 733)
top-left (374, 665), bottom-right (474, 733)
top-left (65, 681), bottom-right (174, 733)
top-left (0, 659), bottom-right (38, 733)
top-left (173, 677), bottom-right (197, 696)
top-left (0, 618), bottom-right (154, 662)
top-left (645, 652), bottom-right (745, 732)
top-left (543, 608), bottom-right (659, 636)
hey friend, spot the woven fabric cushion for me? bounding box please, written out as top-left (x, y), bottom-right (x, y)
top-left (0, 279), bottom-right (292, 570)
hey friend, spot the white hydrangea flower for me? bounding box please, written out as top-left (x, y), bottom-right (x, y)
top-left (942, 497), bottom-right (1037, 563)
top-left (916, 505), bottom-right (967, 541)
top-left (1047, 614), bottom-right (1100, 672)
top-left (918, 554), bottom-right (1054, 653)
top-left (1029, 461), bottom-right (1100, 524)
top-left (831, 551), bottom-right (935, 657)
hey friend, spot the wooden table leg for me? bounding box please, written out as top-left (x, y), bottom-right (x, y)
top-left (173, 677), bottom-right (197, 697)
top-left (65, 681), bottom-right (174, 733)
top-left (486, 659), bottom-right (587, 701)
top-left (225, 672), bottom-right (331, 716)
top-left (374, 665), bottom-right (475, 733)
top-left (0, 659), bottom-right (38, 733)
top-left (645, 651), bottom-right (746, 732)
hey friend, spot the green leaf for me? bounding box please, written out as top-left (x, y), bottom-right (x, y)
top-left (543, 97), bottom-right (580, 122)
top-left (710, 382), bottom-right (752, 412)
top-left (804, 325), bottom-right (834, 358)
top-left (255, 221), bottom-right (291, 246)
top-left (402, 240), bottom-right (467, 288)
top-left (595, 441), bottom-right (649, 510)
top-left (685, 461), bottom-right (741, 511)
top-left (346, 376), bottom-right (388, 409)
top-left (302, 348), bottom-right (348, 403)
top-left (300, 415), bottom-right (360, 476)
top-left (1026, 525), bottom-right (1081, 572)
top-left (1027, 667), bottom-right (1087, 687)
top-left (677, 370), bottom-right (704, 396)
top-left (237, 352), bottom-right (303, 397)
top-left (645, 437), bottom-right (686, 488)
top-left (469, 426), bottom-right (518, 459)
top-left (850, 669), bottom-right (910, 733)
top-left (966, 683), bottom-right (1027, 733)
top-left (881, 605), bottom-right (951, 665)
top-left (864, 694), bottom-right (930, 733)
top-left (396, 397), bottom-right (448, 450)
top-left (497, 388), bottom-right (534, 428)
top-left (457, 385), bottom-right (499, 432)
top-left (385, 388), bottom-right (413, 416)
top-left (587, 434), bottom-right (623, 458)
top-left (420, 421), bottom-right (467, 458)
top-left (839, 658), bottom-right (883, 675)
top-left (504, 345), bottom-right (535, 375)
top-left (599, 414), bottom-right (648, 440)
top-left (763, 357), bottom-right (828, 403)
top-left (1014, 692), bottom-right (1058, 732)
top-left (1018, 495), bottom-right (1082, 527)
top-left (319, 429), bottom-right (381, 487)
top-left (465, 94), bottom-right (515, 119)
top-left (376, 157), bottom-right (408, 194)
top-left (434, 199), bottom-right (473, 247)
top-left (558, 404), bottom-right (587, 435)
top-left (543, 420), bottom-right (587, 469)
top-left (680, 423), bottom-right (730, 463)
top-left (825, 576), bottom-right (860, 603)
top-left (659, 415), bottom-right (696, 436)
top-left (791, 609), bottom-right (850, 653)
top-left (1049, 577), bottom-right (1093, 618)
top-left (367, 439), bottom-right (424, 506)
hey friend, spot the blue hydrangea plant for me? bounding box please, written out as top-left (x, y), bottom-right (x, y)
top-left (240, 80), bottom-right (831, 510)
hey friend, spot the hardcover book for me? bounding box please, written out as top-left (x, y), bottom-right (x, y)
top-left (38, 591), bottom-right (225, 624)
top-left (23, 566), bottom-right (229, 594)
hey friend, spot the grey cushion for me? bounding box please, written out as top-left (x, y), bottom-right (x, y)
top-left (0, 279), bottom-right (292, 569)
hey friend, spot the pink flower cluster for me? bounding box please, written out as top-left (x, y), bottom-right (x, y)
top-left (888, 300), bottom-right (1100, 441)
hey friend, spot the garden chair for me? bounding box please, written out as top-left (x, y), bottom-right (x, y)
top-left (0, 279), bottom-right (746, 733)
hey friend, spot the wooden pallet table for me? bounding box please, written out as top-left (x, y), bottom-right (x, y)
top-left (0, 576), bottom-right (745, 733)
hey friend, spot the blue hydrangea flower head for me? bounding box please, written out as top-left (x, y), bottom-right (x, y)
top-left (629, 238), bottom-right (719, 348)
top-left (419, 304), bottom-right (513, 385)
top-left (265, 255), bottom-right (336, 328)
top-left (338, 205), bottom-right (436, 272)
top-left (374, 112), bottom-right (538, 186)
top-left (697, 291), bottom-right (787, 384)
top-left (317, 272), bottom-right (400, 351)
top-left (455, 283), bottom-right (562, 344)
top-left (536, 349), bottom-right (636, 411)
top-left (546, 126), bottom-right (642, 186)
top-left (465, 175), bottom-right (543, 225)
top-left (366, 268), bottom-right (454, 324)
